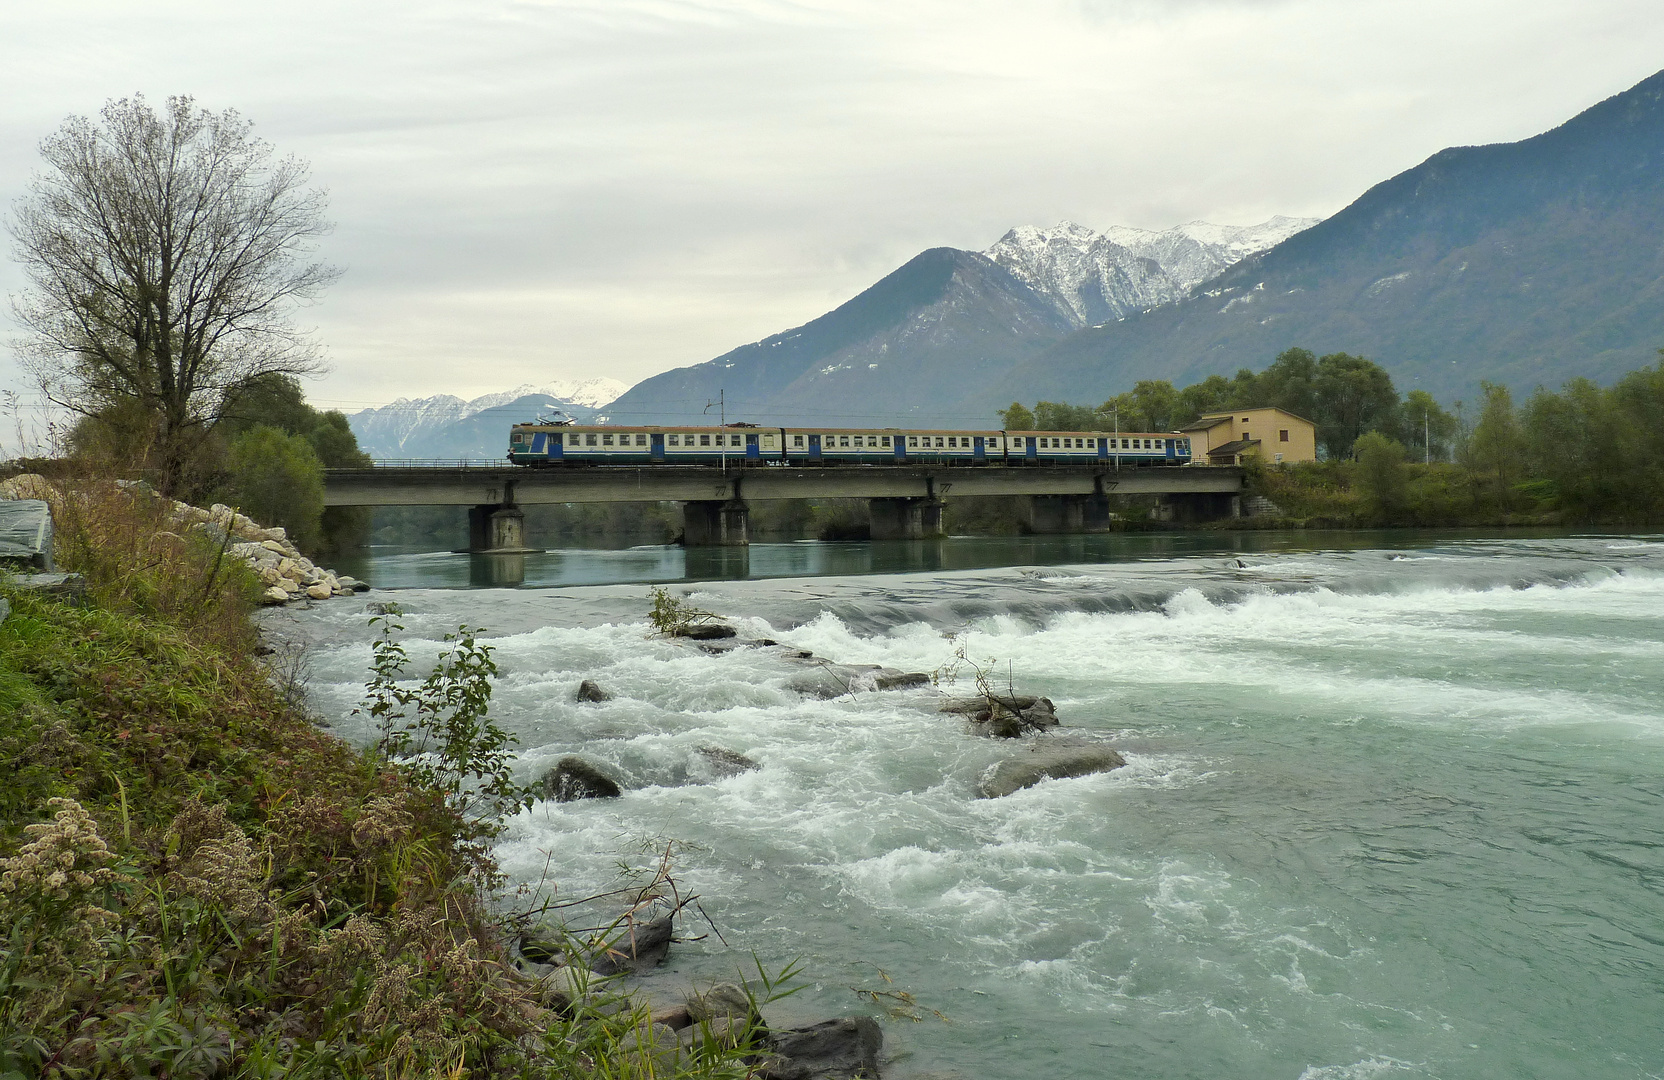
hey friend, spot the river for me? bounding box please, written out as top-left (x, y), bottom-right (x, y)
top-left (274, 531), bottom-right (1664, 1080)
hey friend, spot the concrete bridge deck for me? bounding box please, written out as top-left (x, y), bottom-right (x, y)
top-left (322, 463), bottom-right (1245, 549)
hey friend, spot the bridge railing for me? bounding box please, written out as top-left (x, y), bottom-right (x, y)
top-left (365, 459), bottom-right (510, 470)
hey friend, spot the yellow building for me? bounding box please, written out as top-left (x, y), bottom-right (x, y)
top-left (1180, 407), bottom-right (1317, 465)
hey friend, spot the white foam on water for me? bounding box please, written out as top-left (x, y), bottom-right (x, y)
top-left (1297, 1057), bottom-right (1426, 1080)
top-left (280, 540), bottom-right (1664, 1080)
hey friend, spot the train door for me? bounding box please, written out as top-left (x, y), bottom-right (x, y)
top-left (1024, 436), bottom-right (1037, 462)
top-left (650, 433), bottom-right (664, 462)
top-left (893, 436), bottom-right (906, 462)
top-left (1165, 438), bottom-right (1176, 460)
top-left (808, 434), bottom-right (822, 462)
top-left (745, 434), bottom-right (760, 461)
top-left (1096, 437), bottom-right (1108, 461)
top-left (973, 436), bottom-right (986, 463)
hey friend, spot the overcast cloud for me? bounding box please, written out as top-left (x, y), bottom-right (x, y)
top-left (3, 0), bottom-right (1662, 426)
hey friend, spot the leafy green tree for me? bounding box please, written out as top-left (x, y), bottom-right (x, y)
top-left (1175, 374), bottom-right (1234, 425)
top-left (223, 425), bottom-right (325, 549)
top-left (1250, 348), bottom-right (1320, 419)
top-left (1353, 431), bottom-right (1409, 518)
top-left (1033, 400), bottom-right (1102, 430)
top-left (1466, 381), bottom-right (1525, 500)
top-left (1313, 353), bottom-right (1399, 458)
top-left (1397, 390), bottom-right (1460, 462)
top-left (998, 402), bottom-right (1035, 429)
top-left (1129, 380), bottom-right (1181, 431)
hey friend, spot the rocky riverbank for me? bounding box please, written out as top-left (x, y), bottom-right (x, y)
top-left (0, 473), bottom-right (367, 605)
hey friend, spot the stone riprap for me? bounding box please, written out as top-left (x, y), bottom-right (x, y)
top-left (0, 475), bottom-right (367, 606)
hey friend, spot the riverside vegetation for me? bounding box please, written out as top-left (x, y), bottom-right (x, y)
top-left (0, 485), bottom-right (817, 1077)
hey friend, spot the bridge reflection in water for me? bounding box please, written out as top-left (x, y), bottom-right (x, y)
top-left (338, 529), bottom-right (1359, 591)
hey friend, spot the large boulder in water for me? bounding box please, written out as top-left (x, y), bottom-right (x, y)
top-left (543, 756), bottom-right (624, 801)
top-left (678, 622), bottom-right (737, 640)
top-left (761, 1016), bottom-right (883, 1079)
top-left (979, 743), bottom-right (1126, 798)
top-left (576, 678), bottom-right (614, 702)
top-left (942, 694), bottom-right (1059, 737)
top-left (698, 746), bottom-right (761, 778)
top-left (590, 913), bottom-right (675, 974)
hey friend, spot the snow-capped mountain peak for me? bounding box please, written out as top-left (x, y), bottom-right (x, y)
top-left (986, 215), bottom-right (1319, 327)
top-left (347, 379), bottom-right (632, 458)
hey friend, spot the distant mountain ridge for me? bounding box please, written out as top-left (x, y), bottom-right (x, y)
top-left (604, 218), bottom-right (1303, 427)
top-left (979, 67), bottom-right (1664, 411)
top-left (349, 379), bottom-right (628, 458)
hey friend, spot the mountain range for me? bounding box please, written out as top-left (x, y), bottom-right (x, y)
top-left (601, 68), bottom-right (1664, 427)
top-left (348, 379), bottom-right (627, 460)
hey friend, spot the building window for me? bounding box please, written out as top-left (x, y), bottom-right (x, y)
top-left (1242, 417), bottom-right (1251, 423)
top-left (1279, 429), bottom-right (1290, 442)
top-left (1243, 432), bottom-right (1251, 443)
top-left (586, 433), bottom-right (597, 446)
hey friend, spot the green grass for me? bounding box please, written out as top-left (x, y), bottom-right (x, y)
top-left (0, 488), bottom-right (787, 1079)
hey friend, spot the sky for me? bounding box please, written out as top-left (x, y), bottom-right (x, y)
top-left (2, 0), bottom-right (1662, 437)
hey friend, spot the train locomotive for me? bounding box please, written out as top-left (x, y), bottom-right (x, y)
top-left (508, 423), bottom-right (1192, 467)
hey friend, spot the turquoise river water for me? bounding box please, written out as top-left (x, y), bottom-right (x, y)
top-left (274, 532), bottom-right (1664, 1080)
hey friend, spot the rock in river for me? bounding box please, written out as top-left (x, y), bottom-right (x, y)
top-left (576, 678), bottom-right (614, 702)
top-left (543, 756), bottom-right (624, 801)
top-left (761, 1016), bottom-right (883, 1079)
top-left (978, 742), bottom-right (1126, 798)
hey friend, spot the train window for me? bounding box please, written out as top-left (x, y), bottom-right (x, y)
top-left (546, 433), bottom-right (559, 445)
top-left (729, 434), bottom-right (740, 446)
top-left (585, 433), bottom-right (597, 446)
top-left (839, 436), bottom-right (850, 446)
top-left (699, 434), bottom-right (711, 446)
top-left (793, 435), bottom-right (804, 446)
top-left (865, 436), bottom-right (875, 447)
top-left (635, 434), bottom-right (645, 446)
top-left (908, 436), bottom-right (917, 446)
top-left (947, 437), bottom-right (956, 448)
top-left (881, 435), bottom-right (891, 447)
top-left (602, 434), bottom-right (613, 445)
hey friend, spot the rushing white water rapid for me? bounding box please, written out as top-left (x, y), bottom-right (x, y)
top-left (276, 534), bottom-right (1664, 1080)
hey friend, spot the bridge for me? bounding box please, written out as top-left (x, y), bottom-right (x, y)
top-left (322, 463), bottom-right (1246, 550)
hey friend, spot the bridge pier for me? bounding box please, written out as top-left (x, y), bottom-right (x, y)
top-left (1026, 494), bottom-right (1090, 534)
top-left (466, 503), bottom-right (539, 553)
top-left (1154, 492), bottom-right (1241, 522)
top-left (868, 497), bottom-right (945, 540)
top-left (683, 499), bottom-right (750, 546)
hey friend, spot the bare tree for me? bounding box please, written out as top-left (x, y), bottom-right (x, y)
top-left (8, 94), bottom-right (337, 493)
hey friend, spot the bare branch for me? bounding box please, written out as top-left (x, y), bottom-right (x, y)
top-left (7, 94), bottom-right (339, 492)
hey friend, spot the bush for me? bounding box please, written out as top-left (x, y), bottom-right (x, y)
top-left (1354, 432), bottom-right (1409, 520)
top-left (223, 425), bottom-right (325, 550)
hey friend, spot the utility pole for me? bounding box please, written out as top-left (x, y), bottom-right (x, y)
top-left (704, 390), bottom-right (726, 472)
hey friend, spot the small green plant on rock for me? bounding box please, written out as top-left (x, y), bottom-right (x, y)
top-left (647, 586), bottom-right (722, 636)
top-left (355, 605), bottom-right (534, 832)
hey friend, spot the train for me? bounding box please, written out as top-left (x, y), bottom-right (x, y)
top-left (508, 423), bottom-right (1193, 467)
